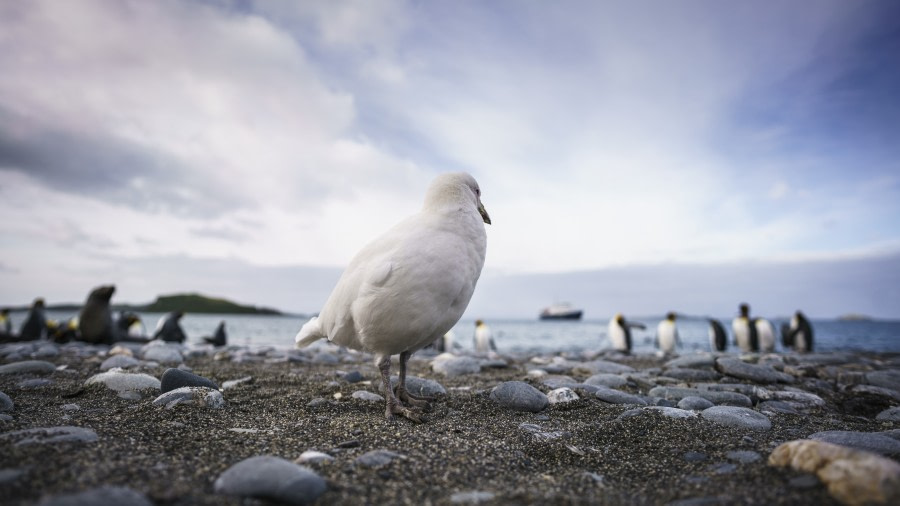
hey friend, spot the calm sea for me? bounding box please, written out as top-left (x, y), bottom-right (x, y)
top-left (14, 311), bottom-right (900, 355)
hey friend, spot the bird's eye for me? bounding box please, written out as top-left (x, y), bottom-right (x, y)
top-left (475, 187), bottom-right (481, 197)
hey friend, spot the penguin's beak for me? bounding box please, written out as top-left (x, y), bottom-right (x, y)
top-left (478, 201), bottom-right (491, 225)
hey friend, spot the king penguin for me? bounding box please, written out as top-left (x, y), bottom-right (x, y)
top-left (708, 318), bottom-right (727, 352)
top-left (788, 310), bottom-right (814, 352)
top-left (608, 313), bottom-right (646, 354)
top-left (656, 312), bottom-right (679, 354)
top-left (755, 317), bottom-right (776, 353)
top-left (732, 303), bottom-right (758, 353)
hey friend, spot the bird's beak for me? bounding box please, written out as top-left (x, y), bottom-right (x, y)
top-left (478, 201), bottom-right (491, 225)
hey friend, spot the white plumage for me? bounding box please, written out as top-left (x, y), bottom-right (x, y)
top-left (656, 314), bottom-right (678, 354)
top-left (732, 316), bottom-right (754, 353)
top-left (296, 172), bottom-right (490, 421)
top-left (755, 318), bottom-right (776, 353)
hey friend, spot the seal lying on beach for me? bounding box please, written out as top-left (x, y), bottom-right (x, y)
top-left (79, 285), bottom-right (116, 344)
top-left (295, 172), bottom-right (490, 422)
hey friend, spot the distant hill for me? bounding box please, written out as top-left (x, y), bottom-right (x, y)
top-left (35, 293), bottom-right (283, 315)
top-left (130, 293), bottom-right (282, 315)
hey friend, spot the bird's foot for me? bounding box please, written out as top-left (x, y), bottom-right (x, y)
top-left (395, 387), bottom-right (434, 412)
top-left (385, 401), bottom-right (424, 423)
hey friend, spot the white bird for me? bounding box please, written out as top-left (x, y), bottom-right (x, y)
top-left (732, 303), bottom-right (758, 352)
top-left (295, 172), bottom-right (490, 422)
top-left (608, 313), bottom-right (645, 353)
top-left (473, 319), bottom-right (496, 353)
top-left (656, 312), bottom-right (679, 354)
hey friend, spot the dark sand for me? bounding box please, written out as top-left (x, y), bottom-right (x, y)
top-left (2, 347), bottom-right (898, 505)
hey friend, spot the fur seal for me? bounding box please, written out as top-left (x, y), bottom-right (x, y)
top-left (78, 285), bottom-right (116, 344)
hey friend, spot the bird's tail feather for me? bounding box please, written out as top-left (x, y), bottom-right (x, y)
top-left (295, 316), bottom-right (324, 348)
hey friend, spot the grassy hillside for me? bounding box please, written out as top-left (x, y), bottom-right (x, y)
top-left (135, 293), bottom-right (282, 315)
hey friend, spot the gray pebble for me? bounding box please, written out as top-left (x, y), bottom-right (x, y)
top-left (307, 398), bottom-right (327, 407)
top-left (342, 370), bottom-right (365, 383)
top-left (450, 491), bottom-right (495, 504)
top-left (355, 449), bottom-right (404, 468)
top-left (619, 406), bottom-right (698, 420)
top-left (875, 406), bottom-right (900, 422)
top-left (141, 344), bottom-right (183, 364)
top-left (725, 450), bottom-right (761, 463)
top-left (36, 485), bottom-right (152, 506)
top-left (807, 430), bottom-right (900, 458)
top-left (677, 396), bottom-right (714, 411)
top-left (664, 368), bottom-right (722, 381)
top-left (490, 381), bottom-right (548, 412)
top-left (214, 455), bottom-right (327, 505)
top-left (758, 400), bottom-right (799, 414)
top-left (715, 357), bottom-right (793, 384)
top-left (0, 468), bottom-right (24, 485)
top-left (594, 387), bottom-right (648, 405)
top-left (0, 360), bottom-right (57, 375)
top-left (648, 386), bottom-right (752, 407)
top-left (222, 376), bottom-right (253, 390)
top-left (788, 474), bottom-right (820, 489)
top-left (547, 387), bottom-right (579, 404)
top-left (701, 406), bottom-right (771, 431)
top-left (573, 359), bottom-right (635, 375)
top-left (432, 356), bottom-right (482, 377)
top-left (296, 450), bottom-right (334, 464)
top-left (99, 355), bottom-right (140, 372)
top-left (351, 390), bottom-right (384, 403)
top-left (0, 426), bottom-right (98, 446)
top-left (709, 462), bottom-right (737, 474)
top-left (683, 451), bottom-right (707, 462)
top-left (866, 370), bottom-right (900, 392)
top-left (160, 368), bottom-right (219, 393)
top-left (583, 373), bottom-right (628, 388)
top-left (18, 378), bottom-right (52, 389)
top-left (84, 371), bottom-right (160, 393)
top-left (388, 375), bottom-right (447, 397)
top-left (0, 391), bottom-right (14, 412)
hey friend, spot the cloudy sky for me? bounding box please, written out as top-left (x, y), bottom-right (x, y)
top-left (1, 1), bottom-right (899, 319)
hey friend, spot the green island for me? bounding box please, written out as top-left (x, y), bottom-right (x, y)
top-left (44, 293), bottom-right (283, 315)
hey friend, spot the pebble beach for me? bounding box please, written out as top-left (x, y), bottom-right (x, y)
top-left (2, 339), bottom-right (900, 505)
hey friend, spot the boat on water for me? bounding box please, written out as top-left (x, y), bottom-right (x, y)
top-left (539, 303), bottom-right (583, 320)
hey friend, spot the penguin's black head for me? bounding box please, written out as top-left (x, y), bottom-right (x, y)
top-left (666, 312), bottom-right (676, 321)
top-left (739, 303), bottom-right (750, 317)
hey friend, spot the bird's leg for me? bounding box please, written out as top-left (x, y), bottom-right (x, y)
top-left (376, 354), bottom-right (422, 423)
top-left (395, 350), bottom-right (433, 411)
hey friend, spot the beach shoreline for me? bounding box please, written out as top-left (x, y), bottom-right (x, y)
top-left (2, 341), bottom-right (899, 505)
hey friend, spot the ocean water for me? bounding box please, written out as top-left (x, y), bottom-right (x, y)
top-left (15, 311), bottom-right (900, 355)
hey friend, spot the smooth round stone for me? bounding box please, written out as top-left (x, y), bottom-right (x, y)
top-left (432, 356), bottom-right (482, 377)
top-left (99, 355), bottom-right (140, 372)
top-left (312, 351), bottom-right (339, 364)
top-left (17, 378), bottom-right (51, 389)
top-left (584, 373), bottom-right (628, 388)
top-left (594, 387), bottom-right (648, 406)
top-left (295, 451), bottom-right (334, 464)
top-left (490, 381), bottom-right (548, 412)
top-left (709, 462), bottom-right (737, 474)
top-left (664, 368), bottom-right (722, 381)
top-left (701, 406), bottom-right (771, 431)
top-left (683, 451), bottom-right (707, 462)
top-left (866, 370), bottom-right (900, 392)
top-left (572, 359), bottom-right (635, 375)
top-left (0, 391), bottom-right (13, 412)
top-left (547, 387), bottom-right (579, 405)
top-left (758, 400), bottom-right (799, 414)
top-left (61, 404), bottom-right (80, 412)
top-left (387, 375), bottom-right (447, 397)
top-left (726, 450), bottom-right (762, 463)
top-left (0, 426), bottom-right (98, 446)
top-left (665, 353), bottom-right (717, 369)
top-left (214, 455), bottom-right (327, 505)
top-left (0, 468), bottom-right (24, 485)
top-left (0, 360), bottom-right (57, 375)
top-left (36, 486), bottom-right (152, 506)
top-left (153, 387), bottom-right (225, 409)
top-left (619, 406), bottom-right (698, 420)
top-left (876, 407), bottom-right (900, 422)
top-left (160, 368), bottom-right (219, 393)
top-left (351, 390), bottom-right (384, 403)
top-left (715, 357), bottom-right (793, 384)
top-left (678, 396), bottom-right (714, 411)
top-left (648, 386), bottom-right (752, 407)
top-left (355, 449), bottom-right (404, 468)
top-left (342, 371), bottom-right (365, 383)
top-left (450, 491), bottom-right (495, 504)
top-left (808, 430), bottom-right (900, 458)
top-left (141, 344), bottom-right (183, 364)
top-left (85, 371), bottom-right (160, 392)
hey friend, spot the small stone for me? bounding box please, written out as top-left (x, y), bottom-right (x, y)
top-left (0, 392), bottom-right (12, 412)
top-left (678, 396), bottom-right (714, 411)
top-left (701, 406), bottom-right (771, 431)
top-left (141, 344), bottom-right (183, 364)
top-left (312, 351), bottom-right (339, 364)
top-left (387, 376), bottom-right (447, 397)
top-left (726, 450), bottom-right (762, 463)
top-left (296, 450), bottom-right (334, 464)
top-left (351, 390), bottom-right (384, 403)
top-left (450, 491), bottom-right (495, 504)
top-left (432, 356), bottom-right (482, 377)
top-left (490, 381), bottom-right (548, 412)
top-left (152, 387), bottom-right (225, 409)
top-left (808, 430), bottom-right (900, 458)
top-left (867, 370), bottom-right (900, 392)
top-left (355, 449), bottom-right (404, 468)
top-left (60, 404), bottom-right (80, 412)
top-left (876, 407), bottom-right (900, 422)
top-left (758, 400), bottom-right (799, 414)
top-left (584, 373), bottom-right (628, 388)
top-left (684, 451), bottom-right (707, 462)
top-left (36, 486), bottom-right (153, 506)
top-left (769, 439), bottom-right (900, 505)
top-left (665, 353), bottom-right (717, 369)
top-left (618, 406), bottom-right (698, 420)
top-left (336, 439), bottom-right (360, 448)
top-left (18, 378), bottom-right (51, 389)
top-left (715, 357), bottom-right (793, 384)
top-left (594, 387), bottom-right (648, 405)
top-left (664, 368), bottom-right (722, 381)
top-left (99, 355), bottom-right (140, 371)
top-left (0, 426), bottom-right (98, 446)
top-left (572, 359), bottom-right (635, 375)
top-left (788, 474), bottom-right (821, 489)
top-left (222, 376), bottom-right (253, 390)
top-left (343, 371), bottom-right (365, 383)
top-left (214, 455), bottom-right (327, 505)
top-left (647, 386), bottom-right (752, 407)
top-left (160, 368), bottom-right (219, 393)
top-left (0, 468), bottom-right (24, 485)
top-left (0, 360), bottom-right (57, 375)
top-left (118, 391), bottom-right (141, 401)
top-left (85, 370), bottom-right (160, 392)
top-left (547, 387), bottom-right (579, 405)
top-left (307, 398), bottom-right (327, 408)
top-left (709, 462), bottom-right (737, 474)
